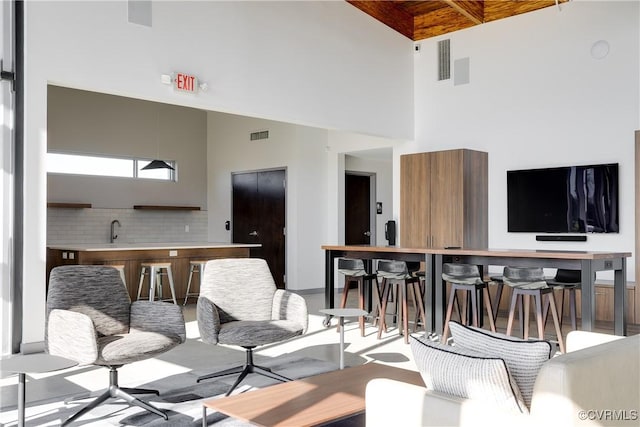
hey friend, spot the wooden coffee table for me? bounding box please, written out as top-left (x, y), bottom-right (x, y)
top-left (202, 362), bottom-right (423, 426)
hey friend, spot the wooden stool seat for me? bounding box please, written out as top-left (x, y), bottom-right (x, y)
top-left (137, 262), bottom-right (177, 304)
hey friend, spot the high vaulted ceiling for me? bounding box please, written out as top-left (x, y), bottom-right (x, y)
top-left (347, 0), bottom-right (567, 41)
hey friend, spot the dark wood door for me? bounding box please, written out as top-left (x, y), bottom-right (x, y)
top-left (345, 174), bottom-right (371, 245)
top-left (232, 169), bottom-right (286, 288)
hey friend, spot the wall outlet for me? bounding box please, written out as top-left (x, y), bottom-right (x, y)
top-left (169, 250), bottom-right (178, 257)
top-left (185, 225), bottom-right (189, 232)
top-left (69, 252), bottom-right (75, 260)
top-left (62, 252), bottom-right (68, 259)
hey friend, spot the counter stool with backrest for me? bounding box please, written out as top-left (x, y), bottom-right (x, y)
top-left (503, 266), bottom-right (565, 353)
top-left (544, 269), bottom-right (581, 331)
top-left (137, 262), bottom-right (177, 305)
top-left (184, 260), bottom-right (208, 305)
top-left (376, 260), bottom-right (425, 344)
top-left (337, 258), bottom-right (379, 336)
top-left (440, 263), bottom-right (496, 343)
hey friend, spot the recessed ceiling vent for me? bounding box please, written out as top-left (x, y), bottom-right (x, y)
top-left (250, 130), bottom-right (270, 141)
top-left (438, 39), bottom-right (451, 81)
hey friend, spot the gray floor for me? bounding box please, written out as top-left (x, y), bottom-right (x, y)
top-left (1, 288), bottom-right (631, 425)
top-left (0, 291), bottom-right (420, 424)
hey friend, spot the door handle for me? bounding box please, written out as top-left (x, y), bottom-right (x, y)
top-left (249, 231), bottom-right (258, 237)
top-left (363, 231), bottom-right (371, 237)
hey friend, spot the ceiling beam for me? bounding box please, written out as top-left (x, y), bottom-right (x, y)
top-left (414, 6), bottom-right (477, 40)
top-left (442, 0), bottom-right (484, 25)
top-left (347, 1), bottom-right (414, 40)
top-left (484, 0), bottom-right (565, 22)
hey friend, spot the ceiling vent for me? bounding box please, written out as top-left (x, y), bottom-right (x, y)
top-left (438, 39), bottom-right (451, 81)
top-left (250, 130), bottom-right (269, 141)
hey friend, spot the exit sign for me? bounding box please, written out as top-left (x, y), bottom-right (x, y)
top-left (174, 72), bottom-right (198, 93)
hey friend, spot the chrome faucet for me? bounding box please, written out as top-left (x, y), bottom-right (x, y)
top-left (110, 219), bottom-right (121, 243)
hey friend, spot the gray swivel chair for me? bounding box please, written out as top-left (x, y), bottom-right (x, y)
top-left (46, 265), bottom-right (186, 426)
top-left (196, 258), bottom-right (308, 396)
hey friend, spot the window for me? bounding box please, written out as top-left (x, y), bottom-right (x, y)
top-left (46, 152), bottom-right (176, 181)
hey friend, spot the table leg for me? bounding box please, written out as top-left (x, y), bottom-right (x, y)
top-left (614, 258), bottom-right (627, 336)
top-left (202, 405), bottom-right (207, 427)
top-left (434, 255), bottom-right (444, 335)
top-left (424, 254), bottom-right (434, 335)
top-left (339, 316), bottom-right (345, 370)
top-left (18, 372), bottom-right (25, 427)
top-left (580, 260), bottom-right (594, 331)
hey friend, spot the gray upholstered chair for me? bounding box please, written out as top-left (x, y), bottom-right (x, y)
top-left (46, 265), bottom-right (186, 426)
top-left (196, 258), bottom-right (308, 396)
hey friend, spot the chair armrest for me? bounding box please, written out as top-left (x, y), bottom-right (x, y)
top-left (272, 289), bottom-right (308, 333)
top-left (366, 378), bottom-right (533, 427)
top-left (46, 309), bottom-right (98, 365)
top-left (130, 301), bottom-right (186, 343)
top-left (197, 296), bottom-right (221, 344)
top-left (565, 330), bottom-right (623, 352)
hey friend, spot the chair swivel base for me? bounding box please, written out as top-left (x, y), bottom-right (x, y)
top-left (62, 366), bottom-right (167, 426)
top-left (197, 347), bottom-right (291, 396)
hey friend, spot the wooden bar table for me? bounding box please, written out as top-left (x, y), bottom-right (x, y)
top-left (432, 248), bottom-right (631, 336)
top-left (322, 245), bottom-right (631, 337)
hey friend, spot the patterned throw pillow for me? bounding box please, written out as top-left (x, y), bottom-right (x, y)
top-left (448, 320), bottom-right (553, 409)
top-left (409, 335), bottom-right (528, 414)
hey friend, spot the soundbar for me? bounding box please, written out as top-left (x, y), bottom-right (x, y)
top-left (536, 235), bottom-right (587, 242)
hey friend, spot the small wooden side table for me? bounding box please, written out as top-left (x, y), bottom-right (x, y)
top-left (319, 308), bottom-right (368, 369)
top-left (1, 353), bottom-right (77, 427)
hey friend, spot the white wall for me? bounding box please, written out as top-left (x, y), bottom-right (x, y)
top-left (47, 86), bottom-right (207, 209)
top-left (345, 154), bottom-right (394, 246)
top-left (19, 0), bottom-right (413, 345)
top-left (207, 113), bottom-right (400, 290)
top-left (411, 0), bottom-right (639, 280)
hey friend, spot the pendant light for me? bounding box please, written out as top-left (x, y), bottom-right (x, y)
top-left (142, 108), bottom-right (174, 170)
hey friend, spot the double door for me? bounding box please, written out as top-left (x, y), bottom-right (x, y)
top-left (232, 169), bottom-right (286, 288)
top-left (400, 149), bottom-right (487, 249)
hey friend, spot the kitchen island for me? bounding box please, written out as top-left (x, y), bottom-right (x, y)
top-left (47, 242), bottom-right (260, 302)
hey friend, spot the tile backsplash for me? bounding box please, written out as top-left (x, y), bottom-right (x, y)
top-left (47, 207), bottom-right (208, 244)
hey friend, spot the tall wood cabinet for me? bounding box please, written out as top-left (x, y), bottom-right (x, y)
top-left (400, 149), bottom-right (488, 249)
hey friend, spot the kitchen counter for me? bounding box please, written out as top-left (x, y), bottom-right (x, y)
top-left (47, 242), bottom-right (260, 302)
top-left (47, 242), bottom-right (261, 251)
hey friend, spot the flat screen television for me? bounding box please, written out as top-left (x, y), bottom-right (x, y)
top-left (507, 163), bottom-right (619, 233)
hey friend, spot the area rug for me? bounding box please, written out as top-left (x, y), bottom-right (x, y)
top-left (8, 355), bottom-right (340, 426)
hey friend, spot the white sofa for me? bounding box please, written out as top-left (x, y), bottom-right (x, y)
top-left (366, 331), bottom-right (639, 427)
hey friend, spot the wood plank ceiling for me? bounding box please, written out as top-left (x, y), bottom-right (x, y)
top-left (347, 0), bottom-right (567, 40)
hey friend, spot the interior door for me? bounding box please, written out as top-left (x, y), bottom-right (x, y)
top-left (345, 173), bottom-right (371, 245)
top-left (232, 169), bottom-right (286, 288)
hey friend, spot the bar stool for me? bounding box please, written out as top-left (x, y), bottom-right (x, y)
top-left (544, 269), bottom-right (581, 330)
top-left (440, 263), bottom-right (496, 344)
top-left (503, 266), bottom-right (565, 353)
top-left (137, 262), bottom-right (177, 304)
top-left (376, 260), bottom-right (425, 344)
top-left (184, 260), bottom-right (208, 305)
top-left (337, 258), bottom-right (380, 336)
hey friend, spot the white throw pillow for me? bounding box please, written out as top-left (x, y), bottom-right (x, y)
top-left (410, 335), bottom-right (528, 414)
top-left (448, 320), bottom-right (553, 409)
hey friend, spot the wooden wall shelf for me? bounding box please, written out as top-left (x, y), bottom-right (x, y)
top-left (47, 202), bottom-right (92, 209)
top-left (133, 205), bottom-right (201, 211)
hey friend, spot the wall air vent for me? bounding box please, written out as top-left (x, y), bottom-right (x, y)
top-left (250, 130), bottom-right (269, 141)
top-left (438, 39), bottom-right (451, 81)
